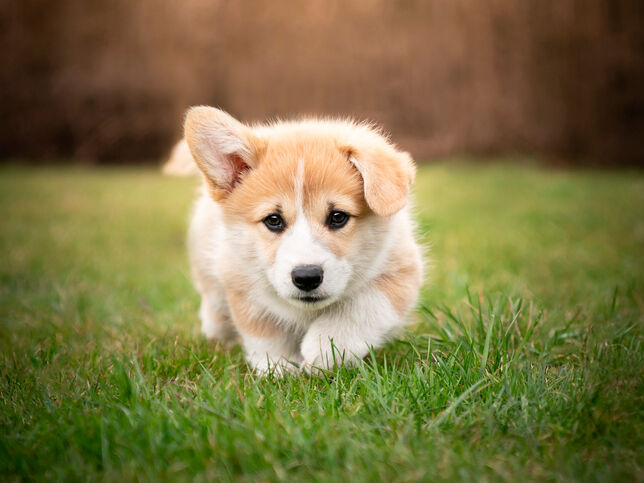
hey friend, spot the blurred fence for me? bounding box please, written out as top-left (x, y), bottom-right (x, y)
top-left (1, 0), bottom-right (643, 165)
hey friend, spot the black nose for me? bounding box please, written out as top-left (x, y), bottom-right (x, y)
top-left (291, 265), bottom-right (323, 292)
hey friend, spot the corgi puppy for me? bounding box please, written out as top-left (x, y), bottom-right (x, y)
top-left (165, 107), bottom-right (423, 373)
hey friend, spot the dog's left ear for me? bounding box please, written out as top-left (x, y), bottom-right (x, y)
top-left (184, 106), bottom-right (264, 199)
top-left (341, 139), bottom-right (416, 217)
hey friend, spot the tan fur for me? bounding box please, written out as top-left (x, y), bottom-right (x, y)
top-left (375, 239), bottom-right (423, 317)
top-left (340, 142), bottom-right (415, 217)
top-left (226, 289), bottom-right (281, 338)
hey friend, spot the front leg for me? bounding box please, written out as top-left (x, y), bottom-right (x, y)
top-left (300, 286), bottom-right (404, 370)
top-left (241, 334), bottom-right (302, 374)
top-left (199, 291), bottom-right (238, 345)
top-left (227, 289), bottom-right (302, 374)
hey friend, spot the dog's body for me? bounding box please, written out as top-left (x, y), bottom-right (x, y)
top-left (167, 107), bottom-right (423, 373)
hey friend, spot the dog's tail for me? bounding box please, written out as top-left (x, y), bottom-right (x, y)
top-left (162, 139), bottom-right (200, 176)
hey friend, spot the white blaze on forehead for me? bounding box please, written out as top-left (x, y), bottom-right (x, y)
top-left (285, 156), bottom-right (316, 260)
top-left (280, 157), bottom-right (323, 267)
top-left (285, 157), bottom-right (324, 265)
top-left (294, 157), bottom-right (305, 212)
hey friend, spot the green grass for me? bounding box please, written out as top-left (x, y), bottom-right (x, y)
top-left (1, 162), bottom-right (643, 481)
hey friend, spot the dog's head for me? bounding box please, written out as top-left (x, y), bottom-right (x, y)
top-left (185, 107), bottom-right (415, 309)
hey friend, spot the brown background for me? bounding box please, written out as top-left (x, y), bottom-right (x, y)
top-left (2, 0), bottom-right (643, 165)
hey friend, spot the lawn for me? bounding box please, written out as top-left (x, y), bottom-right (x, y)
top-left (1, 162), bottom-right (643, 481)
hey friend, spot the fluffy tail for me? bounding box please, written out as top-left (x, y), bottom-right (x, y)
top-left (162, 139), bottom-right (200, 176)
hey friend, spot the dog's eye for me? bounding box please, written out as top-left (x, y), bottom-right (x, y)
top-left (327, 211), bottom-right (349, 230)
top-left (263, 214), bottom-right (286, 233)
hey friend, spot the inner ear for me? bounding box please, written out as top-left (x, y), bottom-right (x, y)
top-left (184, 106), bottom-right (263, 198)
top-left (227, 153), bottom-right (251, 188)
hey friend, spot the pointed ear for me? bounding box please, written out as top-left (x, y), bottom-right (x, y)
top-left (184, 106), bottom-right (263, 198)
top-left (341, 139), bottom-right (416, 217)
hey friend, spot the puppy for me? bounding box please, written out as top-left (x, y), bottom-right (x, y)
top-left (165, 107), bottom-right (423, 373)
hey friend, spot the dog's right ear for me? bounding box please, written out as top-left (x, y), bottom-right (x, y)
top-left (184, 106), bottom-right (263, 199)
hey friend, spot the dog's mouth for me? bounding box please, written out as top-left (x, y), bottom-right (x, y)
top-left (297, 296), bottom-right (328, 304)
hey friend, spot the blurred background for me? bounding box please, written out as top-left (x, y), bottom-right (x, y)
top-left (2, 0), bottom-right (643, 165)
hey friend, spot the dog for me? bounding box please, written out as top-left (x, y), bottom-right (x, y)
top-left (164, 106), bottom-right (423, 373)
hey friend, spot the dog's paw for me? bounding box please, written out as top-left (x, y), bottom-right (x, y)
top-left (249, 357), bottom-right (302, 377)
top-left (300, 330), bottom-right (360, 371)
top-left (200, 306), bottom-right (238, 345)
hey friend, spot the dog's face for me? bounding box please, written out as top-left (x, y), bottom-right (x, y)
top-left (185, 107), bottom-right (415, 309)
top-left (225, 138), bottom-right (369, 308)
